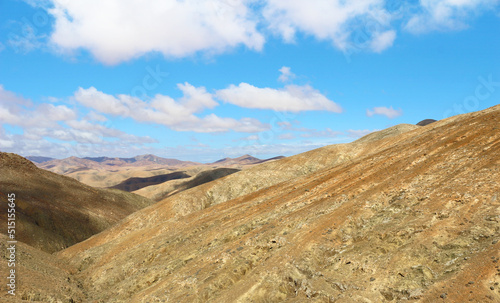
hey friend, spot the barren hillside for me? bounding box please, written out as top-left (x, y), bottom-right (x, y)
top-left (1, 105), bottom-right (498, 303)
top-left (0, 152), bottom-right (154, 253)
top-left (54, 105), bottom-right (499, 302)
top-left (134, 168), bottom-right (241, 202)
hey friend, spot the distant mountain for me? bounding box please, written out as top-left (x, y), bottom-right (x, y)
top-left (36, 154), bottom-right (201, 175)
top-left (134, 167), bottom-right (241, 202)
top-left (132, 154), bottom-right (199, 166)
top-left (0, 152), bottom-right (154, 254)
top-left (26, 156), bottom-right (55, 163)
top-left (416, 118), bottom-right (437, 126)
top-left (212, 154), bottom-right (285, 166)
top-left (109, 171), bottom-right (191, 192)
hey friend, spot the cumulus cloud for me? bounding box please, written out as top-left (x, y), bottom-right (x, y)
top-left (0, 85), bottom-right (156, 157)
top-left (278, 66), bottom-right (296, 83)
top-left (17, 0), bottom-right (499, 62)
top-left (1, 86), bottom-right (77, 127)
top-left (405, 0), bottom-right (500, 33)
top-left (262, 0), bottom-right (396, 53)
top-left (366, 106), bottom-right (403, 119)
top-left (216, 83), bottom-right (342, 113)
top-left (73, 85), bottom-right (269, 133)
top-left (47, 0), bottom-right (264, 64)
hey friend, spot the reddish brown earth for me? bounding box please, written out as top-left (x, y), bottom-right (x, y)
top-left (1, 105), bottom-right (499, 302)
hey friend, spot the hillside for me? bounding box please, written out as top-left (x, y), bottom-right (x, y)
top-left (37, 154), bottom-right (199, 175)
top-left (212, 154), bottom-right (286, 167)
top-left (51, 105), bottom-right (499, 302)
top-left (110, 171), bottom-right (191, 192)
top-left (0, 152), bottom-right (154, 253)
top-left (134, 167), bottom-right (241, 201)
top-left (33, 154), bottom-right (274, 189)
top-left (1, 105), bottom-right (498, 302)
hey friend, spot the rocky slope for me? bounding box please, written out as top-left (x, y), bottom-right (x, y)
top-left (134, 167), bottom-right (241, 202)
top-left (0, 152), bottom-right (154, 253)
top-left (1, 105), bottom-right (498, 302)
top-left (211, 155), bottom-right (284, 166)
top-left (53, 105), bottom-right (499, 302)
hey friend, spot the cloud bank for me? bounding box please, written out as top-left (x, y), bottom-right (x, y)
top-left (216, 83), bottom-right (342, 113)
top-left (16, 0), bottom-right (496, 64)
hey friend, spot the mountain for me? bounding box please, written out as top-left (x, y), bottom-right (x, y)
top-left (109, 171), bottom-right (191, 192)
top-left (0, 152), bottom-right (154, 253)
top-left (134, 167), bottom-right (241, 202)
top-left (52, 105), bottom-right (499, 302)
top-left (35, 154), bottom-right (283, 190)
top-left (416, 119), bottom-right (438, 126)
top-left (2, 105), bottom-right (498, 302)
top-left (37, 154), bottom-right (200, 175)
top-left (26, 156), bottom-right (55, 163)
top-left (212, 154), bottom-right (285, 166)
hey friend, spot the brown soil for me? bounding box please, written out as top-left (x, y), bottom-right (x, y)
top-left (1, 105), bottom-right (499, 302)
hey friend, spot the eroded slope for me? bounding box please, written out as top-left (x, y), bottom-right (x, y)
top-left (54, 106), bottom-right (500, 302)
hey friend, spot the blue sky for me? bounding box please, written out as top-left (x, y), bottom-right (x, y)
top-left (0, 0), bottom-right (499, 162)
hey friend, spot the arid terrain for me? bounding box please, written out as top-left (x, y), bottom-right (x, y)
top-left (1, 105), bottom-right (499, 302)
top-left (31, 154), bottom-right (282, 190)
top-left (0, 153), bottom-right (154, 253)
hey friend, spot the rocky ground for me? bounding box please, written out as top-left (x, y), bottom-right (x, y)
top-left (1, 105), bottom-right (499, 302)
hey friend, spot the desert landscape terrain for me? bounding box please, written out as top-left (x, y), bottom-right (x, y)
top-left (0, 105), bottom-right (499, 302)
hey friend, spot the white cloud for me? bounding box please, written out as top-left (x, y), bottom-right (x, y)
top-left (278, 66), bottom-right (296, 83)
top-left (0, 85), bottom-right (156, 157)
top-left (48, 0), bottom-right (265, 65)
top-left (15, 0), bottom-right (499, 62)
top-left (366, 106), bottom-right (403, 119)
top-left (262, 0), bottom-right (395, 52)
top-left (216, 83), bottom-right (342, 113)
top-left (73, 87), bottom-right (130, 116)
top-left (73, 86), bottom-right (269, 133)
top-left (1, 85), bottom-right (77, 127)
top-left (405, 0), bottom-right (500, 33)
top-left (370, 30), bottom-right (397, 52)
top-left (86, 111), bottom-right (108, 122)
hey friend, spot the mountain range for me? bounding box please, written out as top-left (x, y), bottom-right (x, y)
top-left (0, 106), bottom-right (499, 302)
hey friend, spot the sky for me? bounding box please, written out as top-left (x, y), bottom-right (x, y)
top-left (0, 0), bottom-right (499, 163)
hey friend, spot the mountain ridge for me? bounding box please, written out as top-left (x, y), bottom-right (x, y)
top-left (54, 104), bottom-right (500, 302)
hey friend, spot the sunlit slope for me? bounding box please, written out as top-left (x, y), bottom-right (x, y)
top-left (57, 105), bottom-right (499, 302)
